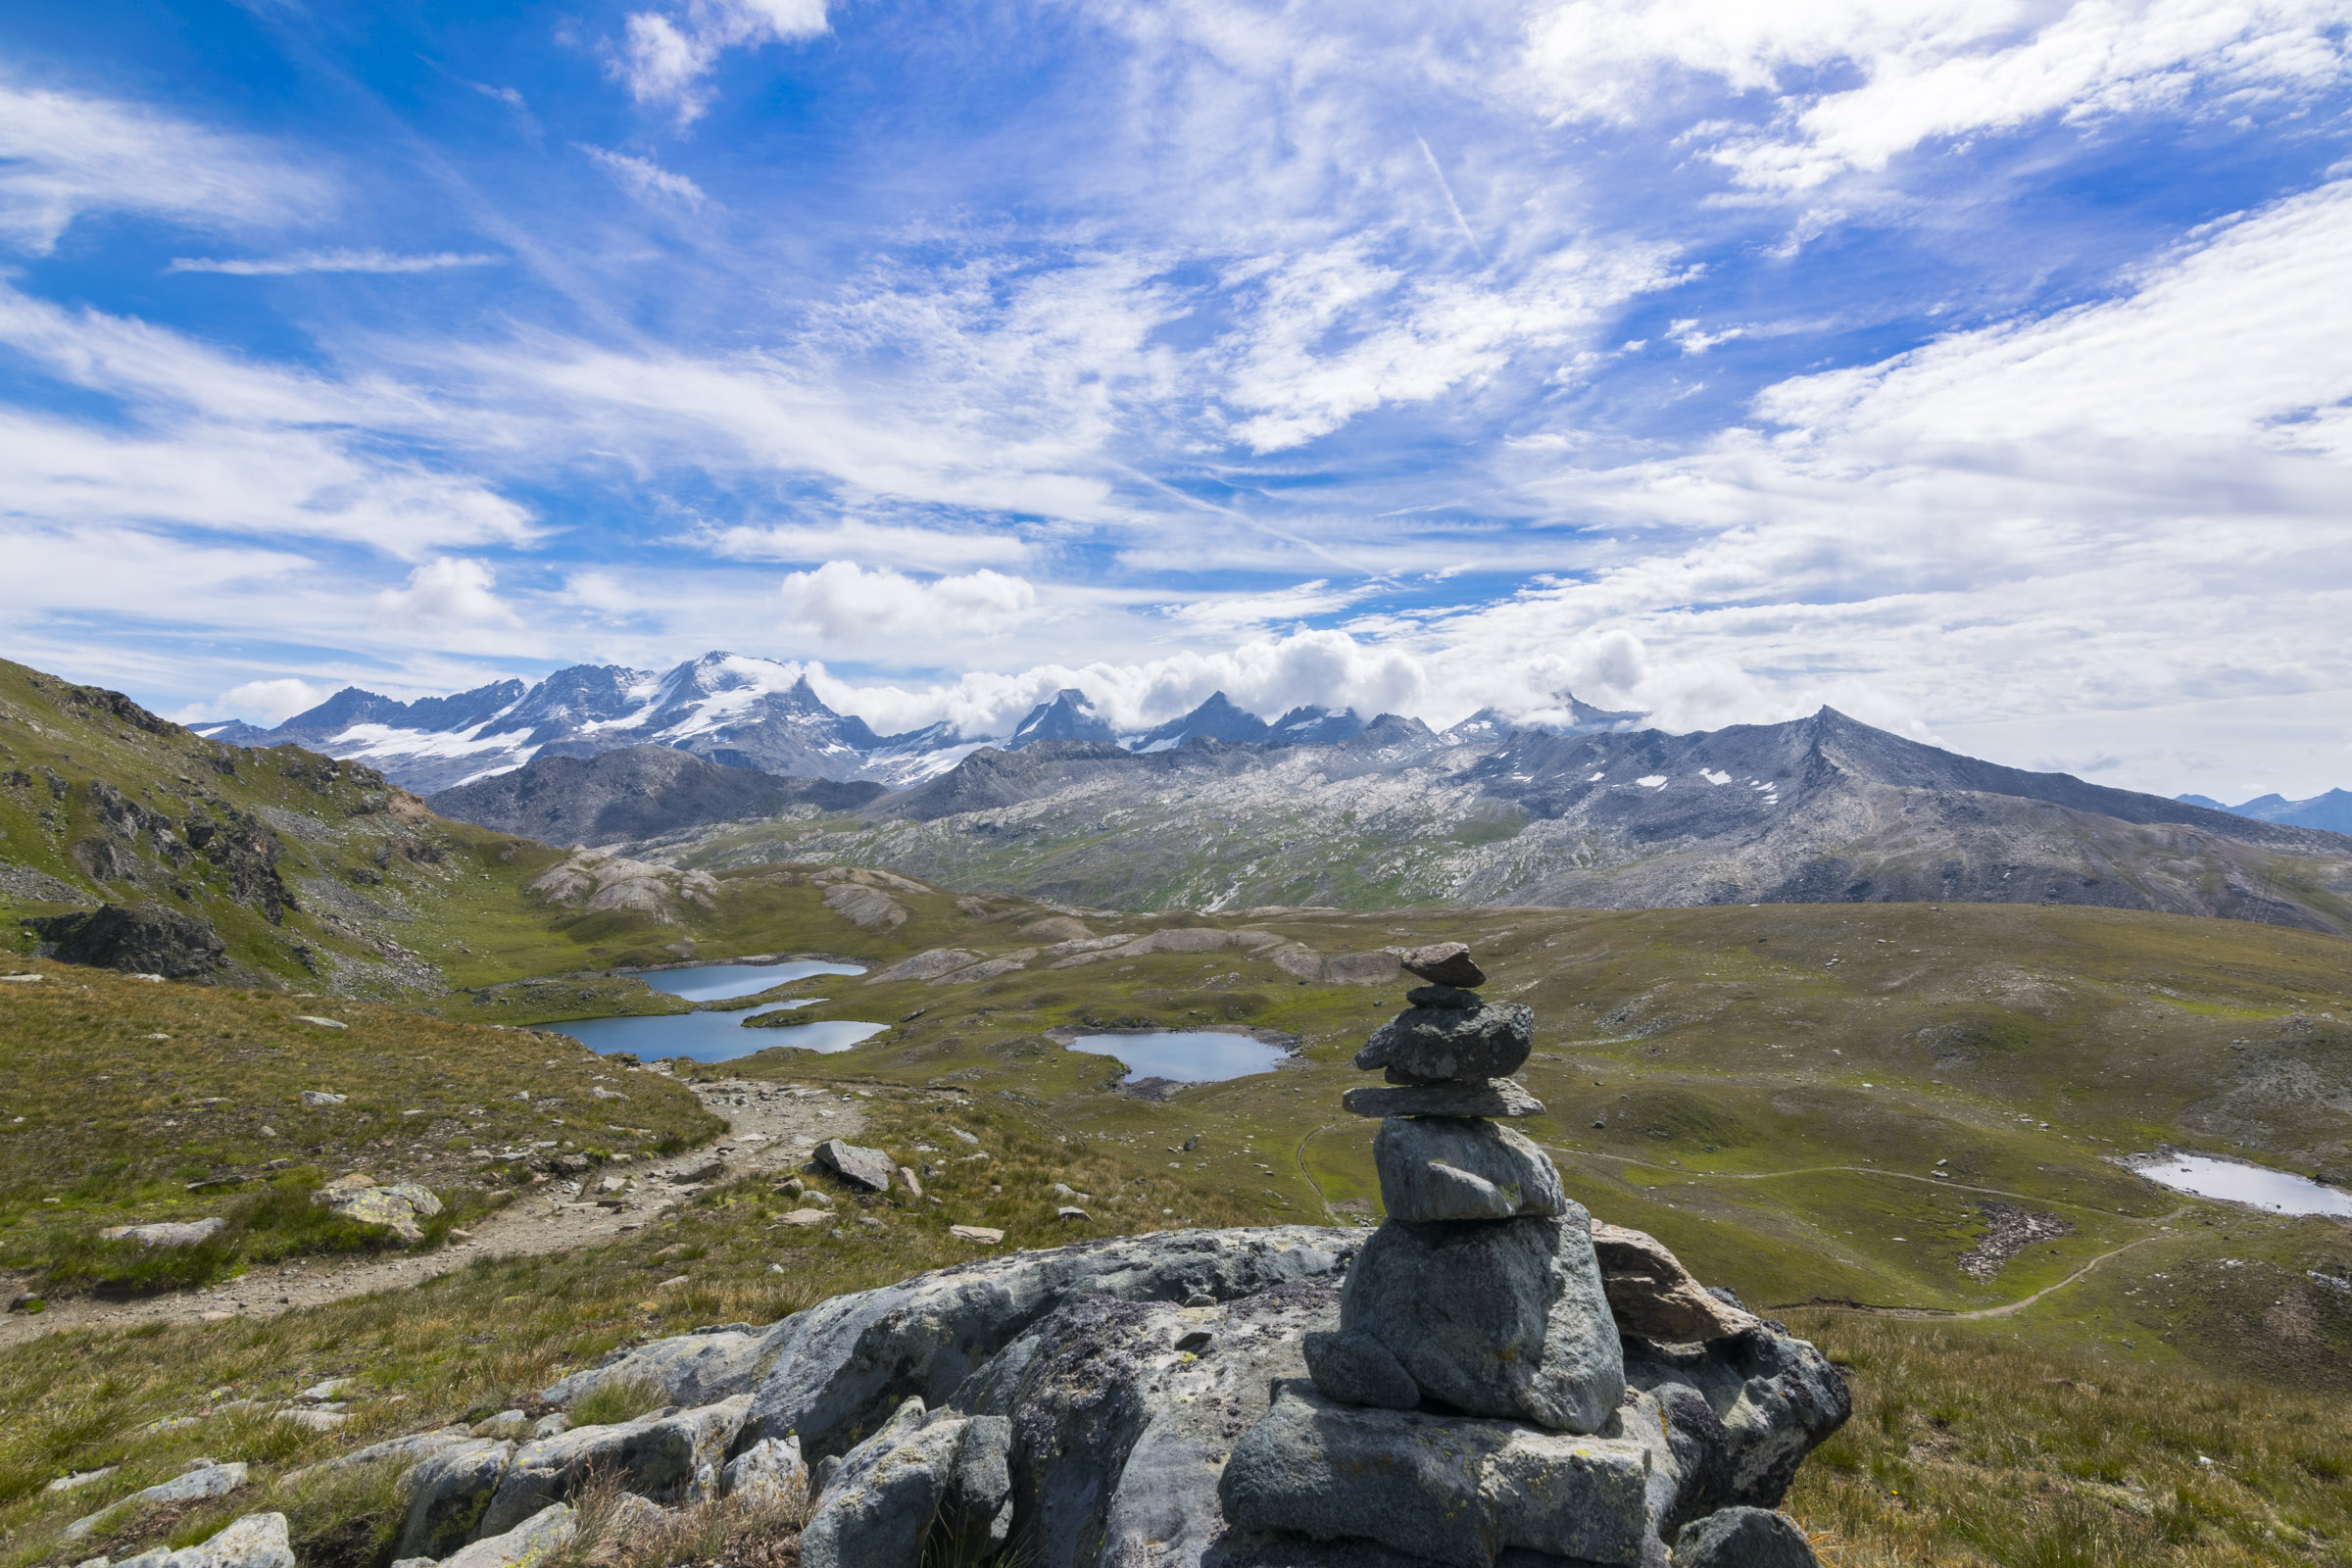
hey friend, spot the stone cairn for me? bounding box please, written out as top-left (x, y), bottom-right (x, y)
top-left (1305, 941), bottom-right (1622, 1431)
top-left (1221, 941), bottom-right (1829, 1567)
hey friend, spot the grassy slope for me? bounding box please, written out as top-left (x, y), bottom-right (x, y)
top-left (0, 959), bottom-right (721, 1293)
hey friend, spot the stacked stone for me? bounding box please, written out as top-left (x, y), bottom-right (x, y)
top-left (1299, 941), bottom-right (1627, 1434)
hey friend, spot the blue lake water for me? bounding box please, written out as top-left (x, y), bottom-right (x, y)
top-left (539, 957), bottom-right (888, 1062)
top-left (634, 959), bottom-right (866, 1003)
top-left (1066, 1030), bottom-right (1289, 1083)
top-left (2132, 1152), bottom-right (2352, 1217)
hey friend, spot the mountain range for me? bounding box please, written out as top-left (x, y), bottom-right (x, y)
top-left (2177, 788), bottom-right (2352, 835)
top-left (193, 653), bottom-right (1553, 794)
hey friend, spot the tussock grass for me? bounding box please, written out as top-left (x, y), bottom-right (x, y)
top-left (567, 1376), bottom-right (669, 1429)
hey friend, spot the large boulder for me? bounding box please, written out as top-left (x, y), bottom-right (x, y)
top-left (316, 1175), bottom-right (442, 1245)
top-left (812, 1139), bottom-right (896, 1193)
top-left (1355, 1004), bottom-right (1533, 1084)
top-left (29, 904), bottom-right (226, 980)
top-left (740, 1226), bottom-right (1352, 1461)
top-left (1373, 1117), bottom-right (1563, 1222)
top-left (438, 1503), bottom-right (575, 1568)
top-left (475, 1400), bottom-right (746, 1538)
top-left (65, 1462), bottom-right (248, 1541)
top-left (1338, 1208), bottom-right (1624, 1434)
top-left (110, 1511), bottom-right (296, 1568)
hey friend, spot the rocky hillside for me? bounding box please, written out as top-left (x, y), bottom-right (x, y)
top-left (0, 658), bottom-right (517, 995)
top-left (640, 708), bottom-right (2352, 932)
top-left (427, 746), bottom-right (884, 846)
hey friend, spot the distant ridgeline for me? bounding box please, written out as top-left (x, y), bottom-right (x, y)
top-left (2178, 788), bottom-right (2352, 835)
top-left (192, 650), bottom-right (1644, 795)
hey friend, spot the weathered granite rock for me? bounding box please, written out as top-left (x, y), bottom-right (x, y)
top-left (1341, 1209), bottom-right (1623, 1433)
top-left (1301, 1329), bottom-right (1419, 1410)
top-left (125, 1511), bottom-right (296, 1568)
top-left (813, 1139), bottom-right (895, 1193)
top-left (1672, 1505), bottom-right (1820, 1567)
top-left (476, 1399), bottom-right (746, 1537)
top-left (1593, 1224), bottom-right (1762, 1345)
top-left (740, 1226), bottom-right (1352, 1461)
top-left (1374, 1117), bottom-right (1564, 1222)
top-left (439, 1503), bottom-right (575, 1568)
top-left (65, 1462), bottom-right (249, 1540)
top-left (284, 1427), bottom-right (471, 1488)
top-left (29, 904), bottom-right (226, 980)
top-left (1624, 1329), bottom-right (1851, 1527)
top-left (1394, 942), bottom-right (1485, 988)
top-left (395, 1439), bottom-right (514, 1559)
top-left (1355, 1003), bottom-right (1533, 1083)
top-left (1218, 1379), bottom-right (1658, 1568)
top-left (317, 1175), bottom-right (442, 1244)
top-left (717, 1436), bottom-right (806, 1505)
top-left (543, 1321), bottom-right (795, 1409)
top-left (1403, 984), bottom-right (1481, 1010)
top-left (943, 1415), bottom-right (1013, 1544)
top-left (100, 1218), bottom-right (226, 1247)
top-left (1342, 1080), bottom-right (1544, 1120)
top-left (798, 1398), bottom-right (965, 1568)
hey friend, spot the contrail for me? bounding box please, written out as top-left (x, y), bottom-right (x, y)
top-left (1416, 133), bottom-right (1486, 262)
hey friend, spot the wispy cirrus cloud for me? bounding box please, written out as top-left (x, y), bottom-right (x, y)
top-left (166, 248), bottom-right (502, 275)
top-left (612, 0), bottom-right (829, 124)
top-left (578, 144), bottom-right (709, 208)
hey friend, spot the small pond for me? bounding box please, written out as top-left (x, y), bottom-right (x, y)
top-left (1065, 1030), bottom-right (1289, 1083)
top-left (633, 958), bottom-right (866, 1003)
top-left (2131, 1152), bottom-right (2352, 1217)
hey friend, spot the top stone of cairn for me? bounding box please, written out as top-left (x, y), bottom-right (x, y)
top-left (1395, 941), bottom-right (1486, 989)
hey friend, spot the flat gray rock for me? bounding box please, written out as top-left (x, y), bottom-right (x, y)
top-left (1374, 1116), bottom-right (1564, 1222)
top-left (65, 1462), bottom-right (248, 1541)
top-left (1341, 1080), bottom-right (1544, 1120)
top-left (395, 1438), bottom-right (513, 1559)
top-left (1673, 1506), bottom-right (1820, 1567)
top-left (741, 1226), bottom-right (1352, 1461)
top-left (1393, 943), bottom-right (1485, 988)
top-left (813, 1138), bottom-right (896, 1192)
top-left (1218, 1379), bottom-right (1657, 1568)
top-left (1355, 1003), bottom-right (1532, 1083)
top-left (1341, 1209), bottom-right (1624, 1434)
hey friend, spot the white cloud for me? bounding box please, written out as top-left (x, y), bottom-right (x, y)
top-left (699, 518), bottom-right (1032, 568)
top-left (0, 77), bottom-right (327, 252)
top-left (373, 558), bottom-right (522, 627)
top-left (166, 249), bottom-right (503, 276)
top-left (1163, 579), bottom-right (1381, 632)
top-left (1521, 0), bottom-right (2352, 192)
top-left (579, 145), bottom-right (710, 208)
top-left (177, 677), bottom-right (330, 725)
top-left (613, 0), bottom-right (830, 124)
top-left (776, 561), bottom-right (1040, 645)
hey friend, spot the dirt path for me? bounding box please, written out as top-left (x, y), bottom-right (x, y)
top-left (1795, 1236), bottom-right (2177, 1322)
top-left (0, 1075), bottom-right (867, 1348)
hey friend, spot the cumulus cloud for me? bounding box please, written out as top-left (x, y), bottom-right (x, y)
top-left (179, 677), bottom-right (331, 725)
top-left (0, 77), bottom-right (327, 252)
top-left (776, 561), bottom-right (1040, 645)
top-left (167, 249), bottom-right (503, 276)
top-left (373, 558), bottom-right (521, 627)
top-left (613, 0), bottom-right (830, 124)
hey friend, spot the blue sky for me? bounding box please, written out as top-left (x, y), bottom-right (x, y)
top-left (2, 0), bottom-right (2349, 797)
